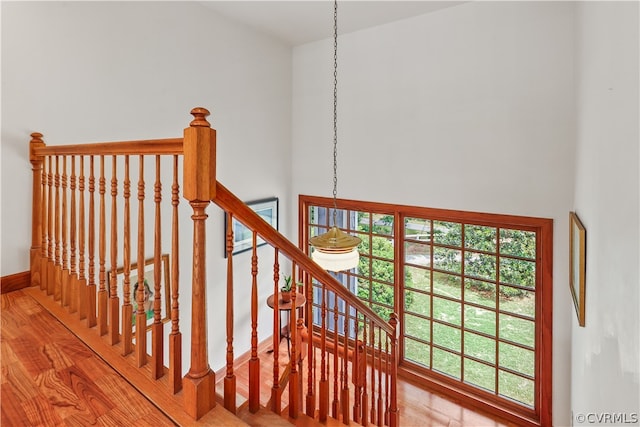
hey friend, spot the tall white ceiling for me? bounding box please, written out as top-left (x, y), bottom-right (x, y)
top-left (200, 1), bottom-right (466, 46)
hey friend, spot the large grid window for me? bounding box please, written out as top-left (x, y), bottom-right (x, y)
top-left (301, 196), bottom-right (552, 426)
top-left (403, 219), bottom-right (538, 407)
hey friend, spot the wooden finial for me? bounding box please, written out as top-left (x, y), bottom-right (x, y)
top-left (30, 132), bottom-right (45, 162)
top-left (189, 107), bottom-right (211, 127)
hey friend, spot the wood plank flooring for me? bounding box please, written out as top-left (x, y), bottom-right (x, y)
top-left (2, 289), bottom-right (518, 426)
top-left (1, 290), bottom-right (176, 426)
top-left (230, 336), bottom-right (518, 427)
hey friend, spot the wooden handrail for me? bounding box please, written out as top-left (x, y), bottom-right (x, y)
top-left (32, 138), bottom-right (184, 156)
top-left (28, 107), bottom-right (398, 425)
top-left (213, 182), bottom-right (394, 336)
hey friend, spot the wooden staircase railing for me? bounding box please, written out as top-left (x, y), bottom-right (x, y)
top-left (28, 107), bottom-right (398, 426)
top-left (213, 170), bottom-right (399, 427)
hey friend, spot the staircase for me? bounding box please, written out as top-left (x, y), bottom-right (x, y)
top-left (27, 107), bottom-right (398, 426)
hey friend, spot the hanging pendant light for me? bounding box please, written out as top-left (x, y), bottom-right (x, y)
top-left (310, 0), bottom-right (362, 272)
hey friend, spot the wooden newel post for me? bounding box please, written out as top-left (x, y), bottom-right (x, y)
top-left (30, 132), bottom-right (46, 288)
top-left (182, 107), bottom-right (217, 420)
top-left (388, 313), bottom-right (400, 427)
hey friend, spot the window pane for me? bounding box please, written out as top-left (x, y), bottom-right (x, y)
top-left (433, 347), bottom-right (461, 379)
top-left (433, 221), bottom-right (462, 246)
top-left (499, 229), bottom-right (536, 259)
top-left (465, 252), bottom-right (496, 281)
top-left (433, 272), bottom-right (461, 300)
top-left (464, 305), bottom-right (496, 336)
top-left (433, 322), bottom-right (461, 352)
top-left (464, 279), bottom-right (497, 309)
top-left (356, 233), bottom-right (369, 250)
top-left (499, 258), bottom-right (535, 288)
top-left (405, 266), bottom-right (430, 292)
top-left (405, 337), bottom-right (430, 368)
top-left (499, 370), bottom-right (534, 407)
top-left (309, 225), bottom-right (326, 239)
top-left (499, 287), bottom-right (535, 319)
top-left (405, 241), bottom-right (431, 267)
top-left (499, 314), bottom-right (534, 348)
top-left (405, 217), bottom-right (431, 241)
top-left (464, 359), bottom-right (496, 393)
top-left (464, 331), bottom-right (496, 364)
top-left (434, 247), bottom-right (461, 274)
top-left (465, 225), bottom-right (497, 253)
top-left (499, 342), bottom-right (534, 377)
top-left (404, 314), bottom-right (430, 342)
top-left (310, 206), bottom-right (328, 226)
top-left (433, 297), bottom-right (461, 326)
top-left (371, 214), bottom-right (394, 236)
top-left (405, 290), bottom-right (430, 316)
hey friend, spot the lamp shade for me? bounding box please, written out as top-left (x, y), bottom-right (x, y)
top-left (312, 247), bottom-right (359, 272)
top-left (309, 226), bottom-right (362, 272)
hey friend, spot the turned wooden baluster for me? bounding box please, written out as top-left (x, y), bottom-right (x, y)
top-left (342, 301), bottom-right (350, 424)
top-left (361, 317), bottom-right (369, 426)
top-left (98, 155), bottom-right (108, 335)
top-left (61, 156), bottom-right (70, 306)
top-left (332, 291), bottom-right (340, 419)
top-left (41, 156), bottom-right (49, 290)
top-left (135, 155), bottom-right (147, 367)
top-left (168, 155), bottom-right (182, 394)
top-left (69, 156), bottom-right (78, 314)
top-left (270, 248), bottom-right (280, 413)
top-left (384, 336), bottom-right (390, 425)
top-left (109, 156), bottom-right (120, 345)
top-left (122, 155), bottom-right (133, 356)
top-left (370, 323), bottom-right (376, 425)
top-left (182, 107), bottom-right (216, 420)
top-left (87, 155), bottom-right (97, 328)
top-left (353, 311), bottom-right (363, 424)
top-left (224, 211), bottom-right (236, 413)
top-left (319, 284), bottom-right (329, 422)
top-left (388, 314), bottom-right (399, 427)
top-left (40, 151), bottom-right (48, 291)
top-left (29, 133), bottom-right (45, 289)
top-left (47, 156), bottom-right (54, 296)
top-left (289, 267), bottom-right (299, 418)
top-left (377, 326), bottom-right (383, 427)
top-left (306, 272), bottom-right (315, 418)
top-left (77, 156), bottom-right (86, 319)
top-left (151, 155), bottom-right (163, 379)
top-left (249, 231), bottom-right (260, 413)
top-left (54, 155), bottom-right (62, 301)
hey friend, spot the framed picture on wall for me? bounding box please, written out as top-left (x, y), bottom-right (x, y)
top-left (569, 211), bottom-right (586, 327)
top-left (224, 197), bottom-right (279, 257)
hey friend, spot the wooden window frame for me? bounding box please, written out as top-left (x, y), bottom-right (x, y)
top-left (299, 195), bottom-right (553, 427)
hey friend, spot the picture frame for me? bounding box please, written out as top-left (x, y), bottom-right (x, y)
top-left (225, 197), bottom-right (278, 257)
top-left (569, 212), bottom-right (586, 327)
top-left (108, 254), bottom-right (171, 331)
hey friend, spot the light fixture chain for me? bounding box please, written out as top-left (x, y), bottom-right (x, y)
top-left (332, 0), bottom-right (338, 226)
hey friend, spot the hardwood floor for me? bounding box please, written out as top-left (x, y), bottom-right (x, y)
top-left (1, 290), bottom-right (176, 426)
top-left (231, 337), bottom-right (518, 427)
top-left (2, 289), bottom-right (516, 426)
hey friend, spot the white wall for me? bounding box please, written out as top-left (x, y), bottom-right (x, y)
top-left (1, 1), bottom-right (292, 371)
top-left (292, 2), bottom-right (575, 424)
top-left (572, 2), bottom-right (640, 424)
